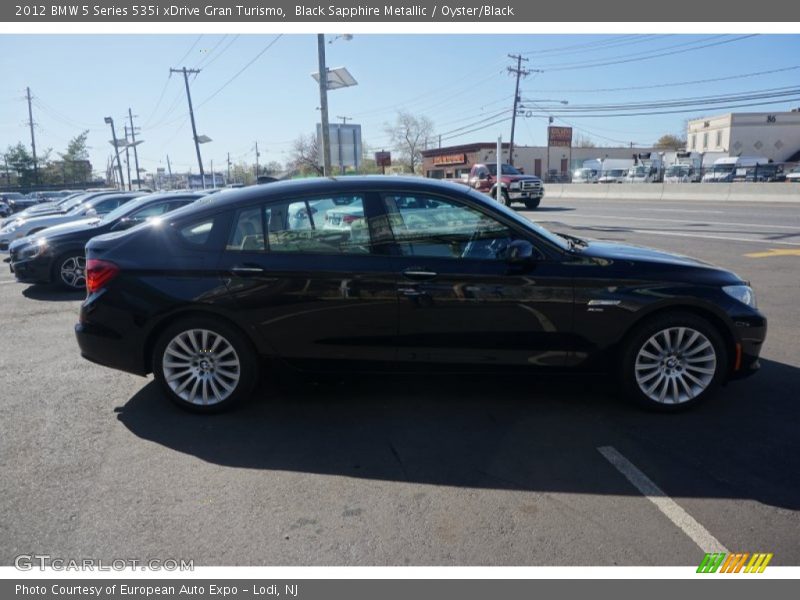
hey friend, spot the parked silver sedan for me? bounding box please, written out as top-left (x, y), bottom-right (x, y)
top-left (0, 192), bottom-right (144, 251)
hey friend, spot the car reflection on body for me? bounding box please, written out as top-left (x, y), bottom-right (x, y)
top-left (74, 177), bottom-right (766, 414)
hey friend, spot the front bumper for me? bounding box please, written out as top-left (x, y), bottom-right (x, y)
top-left (8, 254), bottom-right (52, 284)
top-left (729, 312), bottom-right (767, 380)
top-left (507, 189), bottom-right (544, 200)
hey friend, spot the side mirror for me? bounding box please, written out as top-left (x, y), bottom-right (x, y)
top-left (506, 239), bottom-right (535, 264)
top-left (85, 208), bottom-right (97, 217)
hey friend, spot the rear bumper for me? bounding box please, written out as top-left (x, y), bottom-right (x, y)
top-left (75, 320), bottom-right (148, 376)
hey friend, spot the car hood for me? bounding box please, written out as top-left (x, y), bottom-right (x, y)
top-left (28, 217), bottom-right (103, 239)
top-left (577, 239), bottom-right (742, 285)
top-left (504, 175), bottom-right (541, 183)
top-left (23, 202), bottom-right (62, 215)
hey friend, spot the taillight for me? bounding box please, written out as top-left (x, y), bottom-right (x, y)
top-left (342, 214), bottom-right (362, 225)
top-left (86, 259), bottom-right (119, 293)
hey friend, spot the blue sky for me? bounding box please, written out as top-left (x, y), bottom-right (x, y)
top-left (1, 34), bottom-right (799, 175)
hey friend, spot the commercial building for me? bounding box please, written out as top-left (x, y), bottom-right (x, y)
top-left (421, 143), bottom-right (658, 180)
top-left (687, 110), bottom-right (800, 162)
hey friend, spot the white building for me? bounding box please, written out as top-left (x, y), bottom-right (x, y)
top-left (687, 110), bottom-right (800, 162)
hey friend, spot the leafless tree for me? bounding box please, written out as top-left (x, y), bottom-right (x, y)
top-left (289, 132), bottom-right (323, 176)
top-left (384, 111), bottom-right (435, 174)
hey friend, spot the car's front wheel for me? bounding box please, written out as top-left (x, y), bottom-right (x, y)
top-left (152, 318), bottom-right (258, 413)
top-left (54, 252), bottom-right (87, 290)
top-left (621, 312), bottom-right (727, 411)
top-left (524, 198), bottom-right (541, 210)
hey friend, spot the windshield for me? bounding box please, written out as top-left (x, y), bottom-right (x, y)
top-left (487, 164), bottom-right (523, 176)
top-left (666, 166), bottom-right (689, 176)
top-left (465, 187), bottom-right (569, 251)
top-left (100, 195), bottom-right (155, 224)
top-left (57, 195), bottom-right (91, 211)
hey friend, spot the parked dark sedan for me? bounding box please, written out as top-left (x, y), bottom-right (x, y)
top-left (9, 192), bottom-right (204, 289)
top-left (75, 177), bottom-right (766, 413)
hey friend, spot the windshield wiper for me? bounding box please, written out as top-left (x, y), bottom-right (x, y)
top-left (557, 232), bottom-right (588, 250)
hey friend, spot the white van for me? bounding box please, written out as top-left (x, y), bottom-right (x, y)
top-left (702, 156), bottom-right (769, 183)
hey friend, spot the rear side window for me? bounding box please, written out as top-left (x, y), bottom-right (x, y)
top-left (178, 217), bottom-right (216, 246)
top-left (227, 206), bottom-right (265, 251)
top-left (225, 195), bottom-right (372, 255)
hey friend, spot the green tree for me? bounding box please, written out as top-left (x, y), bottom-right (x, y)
top-left (3, 142), bottom-right (36, 187)
top-left (59, 130), bottom-right (92, 184)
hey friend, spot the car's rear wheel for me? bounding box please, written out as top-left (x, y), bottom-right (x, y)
top-left (152, 318), bottom-right (258, 413)
top-left (54, 252), bottom-right (86, 290)
top-left (621, 312), bottom-right (727, 411)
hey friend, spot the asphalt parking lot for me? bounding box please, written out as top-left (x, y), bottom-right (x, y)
top-left (1, 195), bottom-right (798, 566)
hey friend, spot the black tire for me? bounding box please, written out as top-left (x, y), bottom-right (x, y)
top-left (524, 198), bottom-right (541, 210)
top-left (152, 316), bottom-right (259, 413)
top-left (52, 251), bottom-right (87, 290)
top-left (620, 311), bottom-right (728, 412)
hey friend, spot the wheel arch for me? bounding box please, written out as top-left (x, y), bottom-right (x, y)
top-left (617, 302), bottom-right (737, 377)
top-left (142, 308), bottom-right (264, 375)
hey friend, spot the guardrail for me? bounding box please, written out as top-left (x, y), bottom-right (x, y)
top-left (546, 183), bottom-right (800, 202)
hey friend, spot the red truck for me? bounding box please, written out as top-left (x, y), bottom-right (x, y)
top-left (457, 163), bottom-right (544, 209)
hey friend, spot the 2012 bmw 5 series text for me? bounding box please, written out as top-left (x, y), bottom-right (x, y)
top-left (74, 177), bottom-right (766, 413)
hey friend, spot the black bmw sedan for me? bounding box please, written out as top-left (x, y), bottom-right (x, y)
top-left (9, 192), bottom-right (204, 289)
top-left (75, 177), bottom-right (766, 413)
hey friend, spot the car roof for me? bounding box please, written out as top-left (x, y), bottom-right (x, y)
top-left (185, 176), bottom-right (470, 209)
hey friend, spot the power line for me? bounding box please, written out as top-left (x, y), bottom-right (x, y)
top-left (523, 35), bottom-right (670, 58)
top-left (537, 35), bottom-right (758, 72)
top-left (194, 35), bottom-right (283, 111)
top-left (542, 97), bottom-right (800, 118)
top-left (541, 86), bottom-right (800, 112)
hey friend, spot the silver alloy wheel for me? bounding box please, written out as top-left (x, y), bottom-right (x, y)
top-left (634, 326), bottom-right (717, 405)
top-left (60, 256), bottom-right (86, 289)
top-left (162, 329), bottom-right (241, 406)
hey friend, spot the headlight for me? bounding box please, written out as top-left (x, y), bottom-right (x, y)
top-left (19, 238), bottom-right (48, 259)
top-left (510, 182), bottom-right (521, 190)
top-left (723, 285), bottom-right (757, 309)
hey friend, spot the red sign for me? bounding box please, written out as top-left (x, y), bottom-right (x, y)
top-left (432, 153), bottom-right (466, 166)
top-left (374, 151), bottom-right (391, 167)
top-left (548, 126), bottom-right (573, 148)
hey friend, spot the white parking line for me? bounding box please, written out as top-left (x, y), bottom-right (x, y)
top-left (597, 446), bottom-right (728, 554)
top-left (0, 280), bottom-right (17, 285)
top-left (549, 212), bottom-right (800, 231)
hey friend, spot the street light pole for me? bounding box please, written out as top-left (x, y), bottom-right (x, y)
top-left (317, 34), bottom-right (332, 177)
top-left (105, 117), bottom-right (125, 190)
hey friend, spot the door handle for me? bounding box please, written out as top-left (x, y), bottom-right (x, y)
top-left (402, 267), bottom-right (437, 281)
top-left (230, 265), bottom-right (265, 276)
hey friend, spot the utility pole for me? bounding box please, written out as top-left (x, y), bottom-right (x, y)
top-left (337, 116), bottom-right (351, 124)
top-left (123, 125), bottom-right (133, 190)
top-left (128, 108), bottom-right (142, 190)
top-left (507, 55), bottom-right (531, 168)
top-left (104, 116), bottom-right (125, 190)
top-left (170, 67), bottom-right (205, 188)
top-left (254, 141), bottom-right (260, 178)
top-left (166, 154), bottom-right (173, 190)
top-left (317, 34), bottom-right (332, 176)
top-left (227, 152), bottom-right (231, 184)
top-left (25, 87), bottom-right (39, 186)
